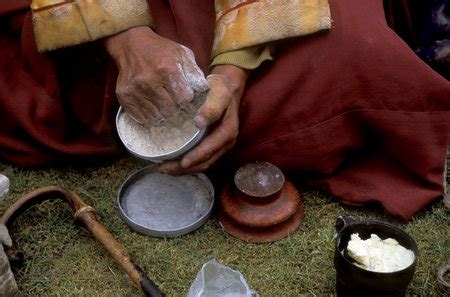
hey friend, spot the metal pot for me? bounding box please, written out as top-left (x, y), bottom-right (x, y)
top-left (334, 215), bottom-right (418, 297)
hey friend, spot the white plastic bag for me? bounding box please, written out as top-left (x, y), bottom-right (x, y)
top-left (0, 224), bottom-right (18, 296)
top-left (0, 174), bottom-right (9, 202)
top-left (187, 259), bottom-right (259, 297)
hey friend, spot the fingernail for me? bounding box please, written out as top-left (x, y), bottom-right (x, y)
top-left (128, 112), bottom-right (146, 124)
top-left (194, 115), bottom-right (207, 128)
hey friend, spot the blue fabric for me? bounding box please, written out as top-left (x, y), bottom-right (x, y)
top-left (415, 0), bottom-right (449, 66)
top-left (413, 0), bottom-right (450, 79)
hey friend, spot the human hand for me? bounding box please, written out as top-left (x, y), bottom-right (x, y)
top-left (104, 26), bottom-right (209, 124)
top-left (157, 65), bottom-right (249, 175)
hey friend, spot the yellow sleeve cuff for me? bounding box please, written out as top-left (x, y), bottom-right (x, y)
top-left (213, 0), bottom-right (331, 57)
top-left (31, 0), bottom-right (153, 52)
top-left (210, 45), bottom-right (273, 70)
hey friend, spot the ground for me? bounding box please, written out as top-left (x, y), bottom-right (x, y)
top-left (0, 156), bottom-right (448, 296)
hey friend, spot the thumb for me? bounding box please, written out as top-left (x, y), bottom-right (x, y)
top-left (194, 75), bottom-right (231, 128)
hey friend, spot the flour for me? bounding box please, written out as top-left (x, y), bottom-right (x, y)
top-left (118, 92), bottom-right (206, 157)
top-left (180, 46), bottom-right (209, 93)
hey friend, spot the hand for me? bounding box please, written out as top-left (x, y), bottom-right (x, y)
top-left (157, 65), bottom-right (249, 175)
top-left (104, 26), bottom-right (209, 124)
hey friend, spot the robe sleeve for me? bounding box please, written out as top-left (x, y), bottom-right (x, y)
top-left (210, 44), bottom-right (273, 70)
top-left (31, 0), bottom-right (152, 52)
top-left (212, 0), bottom-right (332, 58)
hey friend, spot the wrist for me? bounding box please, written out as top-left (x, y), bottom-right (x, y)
top-left (104, 26), bottom-right (155, 62)
top-left (210, 65), bottom-right (249, 80)
top-left (210, 65), bottom-right (249, 92)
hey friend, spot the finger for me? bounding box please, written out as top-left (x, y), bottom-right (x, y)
top-left (121, 103), bottom-right (147, 124)
top-left (165, 65), bottom-right (195, 107)
top-left (189, 144), bottom-right (233, 170)
top-left (156, 161), bottom-right (186, 176)
top-left (117, 77), bottom-right (167, 124)
top-left (136, 96), bottom-right (167, 125)
top-left (117, 93), bottom-right (149, 125)
top-left (181, 91), bottom-right (207, 115)
top-left (182, 141), bottom-right (235, 171)
top-left (157, 106), bottom-right (238, 175)
top-left (121, 89), bottom-right (166, 125)
top-left (194, 76), bottom-right (231, 128)
top-left (157, 122), bottom-right (234, 174)
top-left (180, 46), bottom-right (209, 93)
top-left (157, 144), bottom-right (231, 175)
top-left (179, 120), bottom-right (237, 168)
top-left (150, 85), bottom-right (180, 120)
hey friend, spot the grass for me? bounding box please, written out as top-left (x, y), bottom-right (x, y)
top-left (0, 156), bottom-right (449, 296)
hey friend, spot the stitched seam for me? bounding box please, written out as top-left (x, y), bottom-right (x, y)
top-left (216, 0), bottom-right (258, 22)
top-left (242, 109), bottom-right (450, 149)
top-left (32, 0), bottom-right (75, 12)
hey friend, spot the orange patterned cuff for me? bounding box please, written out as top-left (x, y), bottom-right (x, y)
top-left (213, 0), bottom-right (331, 58)
top-left (32, 0), bottom-right (152, 52)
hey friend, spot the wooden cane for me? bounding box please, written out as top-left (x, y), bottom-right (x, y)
top-left (0, 186), bottom-right (163, 296)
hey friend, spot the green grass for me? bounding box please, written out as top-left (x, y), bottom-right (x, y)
top-left (0, 156), bottom-right (448, 296)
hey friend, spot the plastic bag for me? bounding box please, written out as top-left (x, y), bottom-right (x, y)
top-left (0, 224), bottom-right (18, 296)
top-left (0, 174), bottom-right (9, 202)
top-left (187, 259), bottom-right (259, 297)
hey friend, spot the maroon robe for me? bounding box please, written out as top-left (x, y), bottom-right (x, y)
top-left (0, 0), bottom-right (449, 220)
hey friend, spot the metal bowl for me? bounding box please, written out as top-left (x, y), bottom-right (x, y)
top-left (117, 165), bottom-right (215, 238)
top-left (115, 106), bottom-right (207, 163)
top-left (334, 215), bottom-right (418, 295)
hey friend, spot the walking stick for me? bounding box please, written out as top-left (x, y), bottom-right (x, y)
top-left (0, 186), bottom-right (163, 296)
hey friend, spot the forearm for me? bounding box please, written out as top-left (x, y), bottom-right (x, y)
top-left (103, 26), bottom-right (157, 69)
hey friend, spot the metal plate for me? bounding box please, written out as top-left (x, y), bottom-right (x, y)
top-left (118, 165), bottom-right (214, 237)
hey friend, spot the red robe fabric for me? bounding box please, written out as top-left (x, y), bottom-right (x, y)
top-left (0, 0), bottom-right (449, 220)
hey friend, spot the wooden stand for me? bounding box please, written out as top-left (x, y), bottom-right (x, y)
top-left (219, 162), bottom-right (304, 243)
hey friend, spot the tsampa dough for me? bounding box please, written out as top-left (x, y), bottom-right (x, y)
top-left (347, 233), bottom-right (415, 272)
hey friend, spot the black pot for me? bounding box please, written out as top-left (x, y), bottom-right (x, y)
top-left (334, 216), bottom-right (418, 297)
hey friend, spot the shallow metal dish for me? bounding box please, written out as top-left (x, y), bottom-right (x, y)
top-left (117, 165), bottom-right (215, 238)
top-left (115, 106), bottom-right (207, 163)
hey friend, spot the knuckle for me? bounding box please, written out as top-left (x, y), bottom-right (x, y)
top-left (228, 139), bottom-right (237, 147)
top-left (116, 85), bottom-right (130, 98)
top-left (180, 45), bottom-right (194, 56)
top-left (156, 61), bottom-right (175, 75)
top-left (198, 163), bottom-right (210, 172)
top-left (229, 128), bottom-right (239, 140)
top-left (155, 62), bottom-right (168, 74)
top-left (221, 121), bottom-right (239, 139)
top-left (132, 75), bottom-right (149, 89)
top-left (219, 85), bottom-right (233, 98)
top-left (213, 84), bottom-right (233, 99)
top-left (203, 105), bottom-right (222, 122)
top-left (201, 149), bottom-right (215, 162)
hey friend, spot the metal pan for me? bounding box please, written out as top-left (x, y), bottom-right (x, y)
top-left (115, 106), bottom-right (207, 163)
top-left (117, 165), bottom-right (214, 238)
